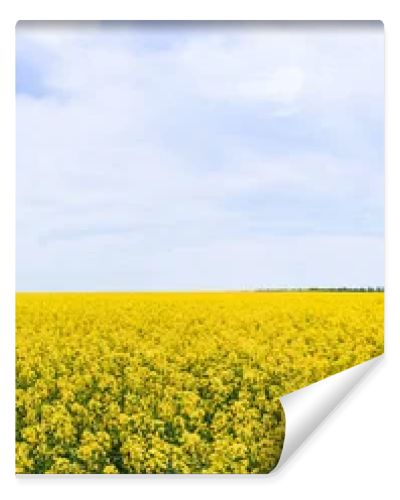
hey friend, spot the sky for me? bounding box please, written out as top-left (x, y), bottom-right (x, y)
top-left (16, 21), bottom-right (384, 291)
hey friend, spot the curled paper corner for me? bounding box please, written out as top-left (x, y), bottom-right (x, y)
top-left (274, 354), bottom-right (383, 471)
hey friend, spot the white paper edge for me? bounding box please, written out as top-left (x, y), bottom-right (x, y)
top-left (275, 354), bottom-right (383, 471)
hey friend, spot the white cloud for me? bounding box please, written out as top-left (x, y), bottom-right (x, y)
top-left (16, 232), bottom-right (384, 291)
top-left (16, 22), bottom-right (384, 290)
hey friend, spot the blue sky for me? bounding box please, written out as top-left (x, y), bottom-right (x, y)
top-left (16, 21), bottom-right (384, 291)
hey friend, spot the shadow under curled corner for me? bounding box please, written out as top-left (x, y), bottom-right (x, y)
top-left (273, 354), bottom-right (383, 472)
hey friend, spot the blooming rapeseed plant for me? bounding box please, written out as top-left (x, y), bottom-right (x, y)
top-left (16, 292), bottom-right (383, 473)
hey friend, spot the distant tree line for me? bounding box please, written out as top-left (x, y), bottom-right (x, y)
top-left (254, 286), bottom-right (384, 293)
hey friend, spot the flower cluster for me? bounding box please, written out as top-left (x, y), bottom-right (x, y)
top-left (16, 292), bottom-right (383, 473)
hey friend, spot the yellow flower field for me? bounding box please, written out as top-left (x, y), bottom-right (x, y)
top-left (16, 292), bottom-right (384, 474)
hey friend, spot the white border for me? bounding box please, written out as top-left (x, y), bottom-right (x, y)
top-left (1, 1), bottom-right (399, 499)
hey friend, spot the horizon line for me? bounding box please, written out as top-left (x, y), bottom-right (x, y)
top-left (15, 286), bottom-right (385, 294)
